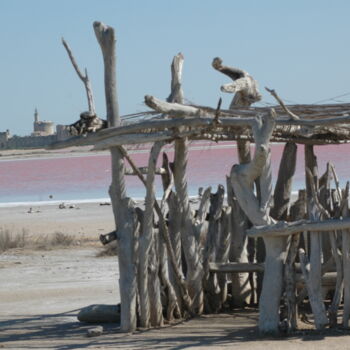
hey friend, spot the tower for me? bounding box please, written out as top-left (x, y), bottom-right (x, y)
top-left (34, 108), bottom-right (39, 123)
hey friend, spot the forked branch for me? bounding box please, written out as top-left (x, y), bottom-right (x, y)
top-left (62, 37), bottom-right (96, 115)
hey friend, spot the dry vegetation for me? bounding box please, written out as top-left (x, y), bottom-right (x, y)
top-left (96, 240), bottom-right (118, 257)
top-left (0, 228), bottom-right (27, 252)
top-left (0, 228), bottom-right (78, 252)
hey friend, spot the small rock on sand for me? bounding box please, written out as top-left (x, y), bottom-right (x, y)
top-left (86, 326), bottom-right (103, 337)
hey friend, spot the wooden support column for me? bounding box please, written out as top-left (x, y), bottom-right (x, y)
top-left (203, 185), bottom-right (225, 313)
top-left (171, 54), bottom-right (203, 313)
top-left (342, 190), bottom-right (350, 327)
top-left (226, 177), bottom-right (251, 306)
top-left (212, 57), bottom-right (262, 307)
top-left (138, 142), bottom-right (164, 328)
top-left (93, 21), bottom-right (137, 332)
top-left (270, 141), bottom-right (297, 331)
top-left (229, 110), bottom-right (286, 334)
top-left (302, 146), bottom-right (328, 329)
top-left (160, 153), bottom-right (183, 316)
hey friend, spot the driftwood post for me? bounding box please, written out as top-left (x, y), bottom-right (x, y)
top-left (213, 57), bottom-right (261, 306)
top-left (342, 190), bottom-right (350, 327)
top-left (170, 54), bottom-right (204, 313)
top-left (302, 146), bottom-right (328, 329)
top-left (94, 21), bottom-right (138, 332)
top-left (138, 142), bottom-right (165, 327)
top-left (230, 110), bottom-right (285, 334)
top-left (270, 142), bottom-right (297, 331)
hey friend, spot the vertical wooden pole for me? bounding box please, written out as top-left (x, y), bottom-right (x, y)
top-left (343, 197), bottom-right (350, 327)
top-left (170, 54), bottom-right (204, 313)
top-left (303, 145), bottom-right (328, 330)
top-left (138, 142), bottom-right (164, 327)
top-left (93, 21), bottom-right (137, 332)
top-left (212, 57), bottom-right (261, 306)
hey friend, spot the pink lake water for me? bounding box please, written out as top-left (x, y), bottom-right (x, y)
top-left (1, 142), bottom-right (350, 204)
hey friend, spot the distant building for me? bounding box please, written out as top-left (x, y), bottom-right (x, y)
top-left (0, 130), bottom-right (10, 149)
top-left (32, 108), bottom-right (55, 136)
top-left (0, 109), bottom-right (71, 150)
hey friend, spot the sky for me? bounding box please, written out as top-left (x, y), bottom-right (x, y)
top-left (1, 0), bottom-right (350, 136)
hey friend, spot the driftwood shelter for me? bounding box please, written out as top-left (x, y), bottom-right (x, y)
top-left (51, 21), bottom-right (350, 335)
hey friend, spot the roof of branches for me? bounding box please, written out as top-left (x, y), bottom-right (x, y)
top-left (49, 99), bottom-right (350, 151)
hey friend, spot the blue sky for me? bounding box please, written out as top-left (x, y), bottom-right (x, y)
top-left (1, 0), bottom-right (350, 135)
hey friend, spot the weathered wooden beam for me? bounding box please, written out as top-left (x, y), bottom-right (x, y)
top-left (299, 248), bottom-right (328, 329)
top-left (168, 54), bottom-right (204, 314)
top-left (92, 130), bottom-right (188, 150)
top-left (93, 21), bottom-right (137, 333)
top-left (265, 87), bottom-right (299, 120)
top-left (138, 142), bottom-right (164, 328)
top-left (342, 199), bottom-right (350, 327)
top-left (203, 185), bottom-right (224, 313)
top-left (247, 217), bottom-right (350, 238)
top-left (209, 262), bottom-right (264, 273)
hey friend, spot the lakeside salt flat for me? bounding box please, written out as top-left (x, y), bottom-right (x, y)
top-left (0, 201), bottom-right (116, 238)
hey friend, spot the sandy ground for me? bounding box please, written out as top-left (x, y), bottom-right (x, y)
top-left (0, 146), bottom-right (99, 160)
top-left (0, 201), bottom-right (116, 238)
top-left (1, 151), bottom-right (350, 348)
top-left (1, 203), bottom-right (350, 349)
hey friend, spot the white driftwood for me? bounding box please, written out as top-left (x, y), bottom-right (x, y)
top-left (174, 138), bottom-right (204, 313)
top-left (269, 141), bottom-right (297, 332)
top-left (160, 153), bottom-right (182, 269)
top-left (169, 54), bottom-right (204, 314)
top-left (227, 177), bottom-right (251, 306)
top-left (138, 142), bottom-right (164, 328)
top-left (167, 53), bottom-right (184, 103)
top-left (285, 190), bottom-right (306, 331)
top-left (212, 57), bottom-right (261, 106)
top-left (47, 103), bottom-right (350, 150)
top-left (119, 146), bottom-right (193, 315)
top-left (303, 147), bottom-right (328, 330)
top-left (146, 95), bottom-right (201, 116)
top-left (62, 38), bottom-right (96, 114)
top-left (284, 233), bottom-right (300, 332)
top-left (265, 87), bottom-right (299, 121)
top-left (216, 207), bottom-right (232, 305)
top-left (203, 186), bottom-right (225, 313)
top-left (299, 248), bottom-right (328, 329)
top-left (213, 58), bottom-right (257, 307)
top-left (342, 201), bottom-right (350, 327)
top-left (209, 262), bottom-right (264, 273)
top-left (148, 231), bottom-right (164, 327)
top-left (230, 110), bottom-right (285, 334)
top-left (157, 154), bottom-right (182, 321)
top-left (158, 231), bottom-right (181, 320)
top-left (194, 186), bottom-right (211, 243)
top-left (93, 130), bottom-right (186, 150)
top-left (271, 142), bottom-right (297, 220)
top-left (93, 21), bottom-right (136, 332)
top-left (247, 218), bottom-right (350, 238)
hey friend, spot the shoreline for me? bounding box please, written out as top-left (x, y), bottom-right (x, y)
top-left (0, 191), bottom-right (300, 208)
